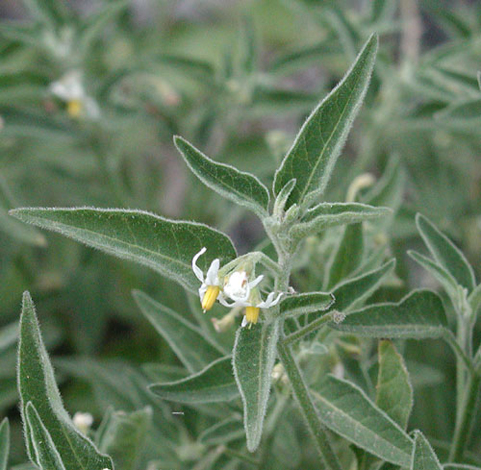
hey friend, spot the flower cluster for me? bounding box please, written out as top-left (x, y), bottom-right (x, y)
top-left (192, 247), bottom-right (282, 327)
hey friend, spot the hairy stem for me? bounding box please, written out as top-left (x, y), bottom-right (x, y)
top-left (277, 339), bottom-right (342, 470)
top-left (449, 373), bottom-right (481, 462)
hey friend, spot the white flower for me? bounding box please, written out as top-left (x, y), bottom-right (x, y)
top-left (221, 270), bottom-right (263, 306)
top-left (240, 292), bottom-right (283, 327)
top-left (192, 247), bottom-right (223, 312)
top-left (49, 71), bottom-right (100, 119)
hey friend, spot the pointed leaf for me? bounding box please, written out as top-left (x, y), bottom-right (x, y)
top-left (333, 290), bottom-right (448, 339)
top-left (150, 356), bottom-right (239, 403)
top-left (411, 431), bottom-right (442, 470)
top-left (96, 407), bottom-right (152, 470)
top-left (274, 34), bottom-right (378, 207)
top-left (233, 320), bottom-right (280, 452)
top-left (376, 341), bottom-right (413, 430)
top-left (174, 136), bottom-right (270, 215)
top-left (25, 403), bottom-right (66, 470)
top-left (18, 292), bottom-right (113, 470)
top-left (280, 292), bottom-right (335, 317)
top-left (324, 258), bottom-right (396, 315)
top-left (326, 223), bottom-right (364, 289)
top-left (416, 214), bottom-right (475, 292)
top-left (408, 250), bottom-right (459, 300)
top-left (10, 207), bottom-right (237, 292)
top-left (290, 202), bottom-right (391, 240)
top-left (133, 290), bottom-right (222, 372)
top-left (312, 375), bottom-right (413, 467)
top-left (0, 418), bottom-right (9, 470)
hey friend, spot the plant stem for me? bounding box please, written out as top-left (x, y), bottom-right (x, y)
top-left (282, 313), bottom-right (332, 346)
top-left (277, 338), bottom-right (342, 470)
top-left (449, 373), bottom-right (481, 462)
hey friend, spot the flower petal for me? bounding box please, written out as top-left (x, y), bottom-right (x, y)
top-left (192, 247), bottom-right (207, 281)
top-left (205, 259), bottom-right (220, 285)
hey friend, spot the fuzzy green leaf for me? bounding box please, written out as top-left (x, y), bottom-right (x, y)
top-left (175, 136), bottom-right (270, 215)
top-left (150, 356), bottom-right (239, 403)
top-left (18, 292), bottom-right (113, 470)
top-left (324, 258), bottom-right (396, 315)
top-left (0, 418), bottom-right (9, 470)
top-left (312, 375), bottom-right (413, 467)
top-left (290, 202), bottom-right (391, 240)
top-left (333, 290), bottom-right (448, 338)
top-left (408, 250), bottom-right (459, 300)
top-left (416, 214), bottom-right (475, 292)
top-left (96, 407), bottom-right (152, 470)
top-left (10, 207), bottom-right (236, 292)
top-left (376, 341), bottom-right (413, 430)
top-left (326, 223), bottom-right (364, 289)
top-left (133, 290), bottom-right (223, 373)
top-left (273, 34), bottom-right (378, 207)
top-left (411, 431), bottom-right (442, 470)
top-left (280, 292), bottom-right (335, 317)
top-left (25, 403), bottom-right (66, 470)
top-left (233, 320), bottom-right (280, 452)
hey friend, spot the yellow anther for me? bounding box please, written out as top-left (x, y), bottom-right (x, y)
top-left (202, 285), bottom-right (220, 312)
top-left (245, 306), bottom-right (260, 325)
top-left (67, 99), bottom-right (82, 118)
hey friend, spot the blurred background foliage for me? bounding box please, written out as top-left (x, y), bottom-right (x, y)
top-left (1, 0), bottom-right (481, 468)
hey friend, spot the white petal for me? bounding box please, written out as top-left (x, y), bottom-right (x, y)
top-left (248, 274), bottom-right (264, 289)
top-left (241, 316), bottom-right (248, 327)
top-left (192, 247), bottom-right (207, 282)
top-left (205, 259), bottom-right (220, 285)
top-left (258, 292), bottom-right (283, 309)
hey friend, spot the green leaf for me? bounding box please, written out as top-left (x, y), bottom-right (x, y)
top-left (290, 203), bottom-right (391, 240)
top-left (25, 403), bottom-right (66, 470)
top-left (411, 431), bottom-right (442, 470)
top-left (0, 418), bottom-right (9, 470)
top-left (408, 250), bottom-right (459, 300)
top-left (312, 375), bottom-right (413, 467)
top-left (133, 290), bottom-right (223, 372)
top-left (233, 320), bottom-right (280, 452)
top-left (273, 34), bottom-right (378, 207)
top-left (96, 407), bottom-right (152, 470)
top-left (326, 258), bottom-right (396, 314)
top-left (150, 356), bottom-right (239, 403)
top-left (326, 223), bottom-right (364, 289)
top-left (198, 418), bottom-right (244, 446)
top-left (333, 290), bottom-right (448, 339)
top-left (280, 292), bottom-right (335, 317)
top-left (376, 341), bottom-right (413, 430)
top-left (174, 136), bottom-right (270, 216)
top-left (416, 214), bottom-right (475, 292)
top-left (18, 292), bottom-right (113, 470)
top-left (10, 207), bottom-right (237, 292)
